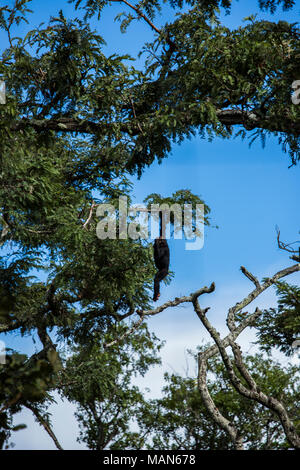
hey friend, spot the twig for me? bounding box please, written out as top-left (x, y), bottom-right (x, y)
top-left (129, 96), bottom-right (144, 134)
top-left (276, 227), bottom-right (300, 259)
top-left (198, 353), bottom-right (244, 450)
top-left (0, 392), bottom-right (22, 414)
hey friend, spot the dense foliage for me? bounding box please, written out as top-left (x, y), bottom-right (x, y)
top-left (0, 0), bottom-right (299, 449)
top-left (255, 281), bottom-right (300, 355)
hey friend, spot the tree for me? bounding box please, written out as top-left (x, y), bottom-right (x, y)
top-left (136, 352), bottom-right (300, 450)
top-left (0, 0), bottom-right (299, 449)
top-left (127, 263), bottom-right (300, 449)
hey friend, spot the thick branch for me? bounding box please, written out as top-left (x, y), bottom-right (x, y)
top-left (37, 324), bottom-right (56, 352)
top-left (198, 354), bottom-right (244, 450)
top-left (203, 317), bottom-right (299, 448)
top-left (195, 300), bottom-right (300, 448)
top-left (111, 0), bottom-right (161, 35)
top-left (103, 313), bottom-right (145, 349)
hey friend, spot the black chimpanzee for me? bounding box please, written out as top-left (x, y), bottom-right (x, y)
top-left (153, 237), bottom-right (170, 301)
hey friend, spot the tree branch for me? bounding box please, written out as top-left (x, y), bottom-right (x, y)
top-left (201, 313), bottom-right (299, 448)
top-left (240, 266), bottom-right (260, 289)
top-left (83, 201), bottom-right (96, 230)
top-left (229, 339), bottom-right (300, 448)
top-left (0, 392), bottom-right (22, 414)
top-left (137, 283), bottom-right (215, 317)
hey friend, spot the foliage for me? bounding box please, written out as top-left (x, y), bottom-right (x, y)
top-left (0, 348), bottom-right (59, 449)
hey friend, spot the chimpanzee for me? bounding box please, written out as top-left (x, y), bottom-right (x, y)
top-left (153, 237), bottom-right (170, 302)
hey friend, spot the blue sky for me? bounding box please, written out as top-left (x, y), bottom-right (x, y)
top-left (1, 0), bottom-right (300, 449)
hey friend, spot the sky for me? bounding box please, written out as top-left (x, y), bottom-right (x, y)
top-left (0, 0), bottom-right (300, 450)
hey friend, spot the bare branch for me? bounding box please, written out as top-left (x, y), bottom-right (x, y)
top-left (194, 296), bottom-right (300, 448)
top-left (103, 263), bottom-right (300, 363)
top-left (228, 339), bottom-right (257, 390)
top-left (11, 107), bottom-right (300, 137)
top-left (227, 263), bottom-right (300, 331)
top-left (83, 201), bottom-right (96, 230)
top-left (25, 403), bottom-right (64, 450)
top-left (103, 313), bottom-right (145, 349)
top-left (103, 284), bottom-right (215, 349)
top-left (240, 266), bottom-right (260, 289)
top-left (137, 283), bottom-right (215, 317)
